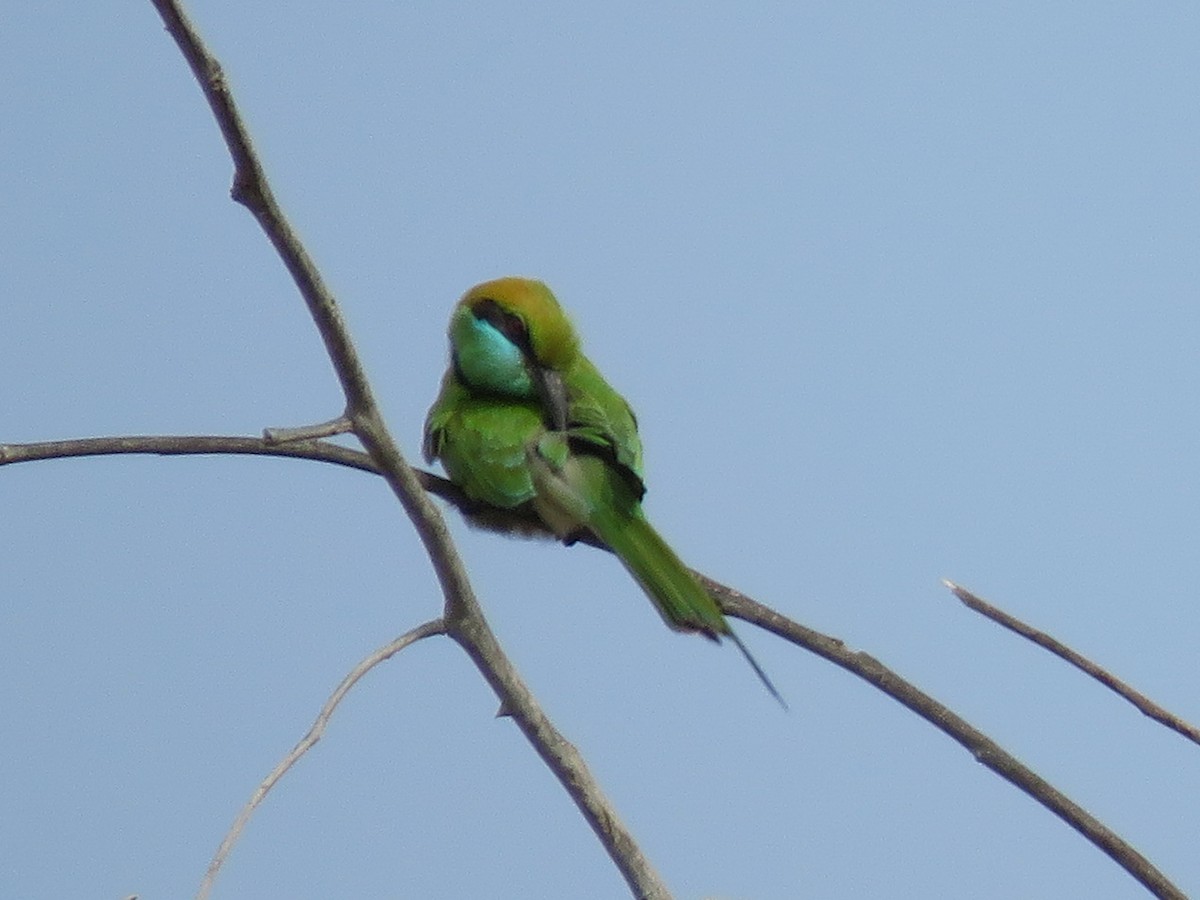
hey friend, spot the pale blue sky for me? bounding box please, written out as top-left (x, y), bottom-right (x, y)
top-left (2, 3), bottom-right (1198, 898)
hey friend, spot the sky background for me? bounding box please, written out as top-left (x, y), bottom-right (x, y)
top-left (2, 3), bottom-right (1198, 898)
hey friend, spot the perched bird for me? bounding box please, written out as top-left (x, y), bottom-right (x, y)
top-left (424, 277), bottom-right (782, 705)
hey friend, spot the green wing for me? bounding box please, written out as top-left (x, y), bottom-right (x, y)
top-left (563, 354), bottom-right (645, 498)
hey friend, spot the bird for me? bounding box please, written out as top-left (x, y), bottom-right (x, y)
top-left (424, 277), bottom-right (783, 705)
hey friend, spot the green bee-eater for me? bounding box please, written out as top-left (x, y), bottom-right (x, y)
top-left (424, 277), bottom-right (782, 704)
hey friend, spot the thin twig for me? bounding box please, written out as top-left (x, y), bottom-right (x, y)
top-left (0, 435), bottom-right (466, 516)
top-left (146, 3), bottom-right (670, 897)
top-left (704, 578), bottom-right (1186, 900)
top-left (0, 432), bottom-right (588, 540)
top-left (263, 415), bottom-right (354, 444)
top-left (945, 580), bottom-right (1200, 748)
top-left (21, 4), bottom-right (1182, 897)
top-left (3, 431), bottom-right (1186, 897)
top-left (0, 434), bottom-right (372, 471)
top-left (197, 619), bottom-right (447, 900)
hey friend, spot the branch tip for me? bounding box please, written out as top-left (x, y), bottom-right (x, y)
top-left (263, 415), bottom-right (353, 445)
top-left (951, 581), bottom-right (1200, 750)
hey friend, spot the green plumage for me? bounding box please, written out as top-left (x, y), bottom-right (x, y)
top-left (424, 277), bottom-right (782, 703)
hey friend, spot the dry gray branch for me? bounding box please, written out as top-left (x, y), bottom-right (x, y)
top-left (147, 1), bottom-right (670, 897)
top-left (1, 2), bottom-right (1182, 898)
top-left (198, 619), bottom-right (448, 900)
top-left (945, 580), bottom-right (1200, 747)
top-left (708, 579), bottom-right (1186, 900)
top-left (3, 431), bottom-right (1186, 898)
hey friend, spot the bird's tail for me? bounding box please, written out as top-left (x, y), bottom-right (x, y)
top-left (597, 508), bottom-right (725, 637)
top-left (594, 508), bottom-right (787, 708)
top-left (528, 443), bottom-right (785, 706)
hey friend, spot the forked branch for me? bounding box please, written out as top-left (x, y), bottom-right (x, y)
top-left (148, 2), bottom-right (670, 898)
top-left (707, 580), bottom-right (1186, 900)
top-left (7, 2), bottom-right (1180, 899)
top-left (2, 432), bottom-right (1187, 897)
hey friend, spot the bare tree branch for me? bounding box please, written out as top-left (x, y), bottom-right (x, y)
top-left (5, 3), bottom-right (1178, 898)
top-left (198, 618), bottom-right (447, 900)
top-left (147, 2), bottom-right (670, 897)
top-left (3, 431), bottom-right (1189, 896)
top-left (0, 435), bottom-right (373, 472)
top-left (0, 434), bottom-right (563, 538)
top-left (264, 415), bottom-right (354, 444)
top-left (707, 579), bottom-right (1186, 900)
top-left (945, 580), bottom-right (1200, 748)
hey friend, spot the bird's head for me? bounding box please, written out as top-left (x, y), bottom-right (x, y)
top-left (448, 278), bottom-right (579, 427)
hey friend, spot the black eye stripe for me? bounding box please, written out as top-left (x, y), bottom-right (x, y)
top-left (472, 297), bottom-right (533, 354)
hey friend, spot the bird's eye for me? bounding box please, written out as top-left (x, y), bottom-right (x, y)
top-left (473, 298), bottom-right (531, 350)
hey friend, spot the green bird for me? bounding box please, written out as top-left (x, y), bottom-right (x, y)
top-left (424, 277), bottom-right (782, 705)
